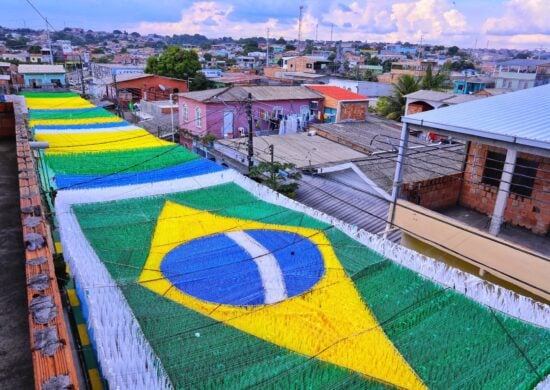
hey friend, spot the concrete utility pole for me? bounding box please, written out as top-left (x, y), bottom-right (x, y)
top-left (298, 5), bottom-right (304, 49)
top-left (246, 92), bottom-right (254, 172)
top-left (266, 28), bottom-right (270, 66)
top-left (269, 144), bottom-right (275, 188)
top-left (78, 55), bottom-right (85, 95)
top-left (330, 23), bottom-right (334, 42)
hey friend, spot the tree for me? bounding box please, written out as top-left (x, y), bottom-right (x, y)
top-left (275, 37), bottom-right (286, 44)
top-left (447, 45), bottom-right (459, 56)
top-left (189, 72), bottom-right (211, 91)
top-left (249, 161), bottom-right (302, 198)
top-left (285, 44), bottom-right (296, 51)
top-left (130, 32), bottom-right (140, 38)
top-left (203, 53), bottom-right (212, 62)
top-left (113, 29), bottom-right (122, 35)
top-left (421, 64), bottom-right (448, 91)
top-left (376, 74), bottom-right (419, 121)
top-left (28, 45), bottom-right (42, 54)
top-left (145, 46), bottom-right (201, 79)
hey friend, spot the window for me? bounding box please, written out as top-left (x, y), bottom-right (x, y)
top-left (482, 151), bottom-right (538, 197)
top-left (182, 104), bottom-right (188, 121)
top-left (195, 107), bottom-right (202, 128)
top-left (306, 63), bottom-right (313, 69)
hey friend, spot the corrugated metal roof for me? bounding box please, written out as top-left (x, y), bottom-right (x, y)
top-left (180, 86), bottom-right (323, 102)
top-left (405, 90), bottom-right (455, 102)
top-left (295, 173), bottom-right (401, 242)
top-left (306, 85), bottom-right (368, 101)
top-left (217, 133), bottom-right (366, 169)
top-left (403, 84), bottom-right (550, 150)
top-left (18, 64), bottom-right (65, 74)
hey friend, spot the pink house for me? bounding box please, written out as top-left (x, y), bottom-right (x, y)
top-left (177, 86), bottom-right (324, 149)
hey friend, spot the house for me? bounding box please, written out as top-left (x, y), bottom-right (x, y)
top-left (18, 64), bottom-right (66, 88)
top-left (378, 60), bottom-right (438, 84)
top-left (494, 59), bottom-right (550, 90)
top-left (453, 76), bottom-right (494, 95)
top-left (405, 90), bottom-right (485, 116)
top-left (200, 68), bottom-right (223, 78)
top-left (381, 44), bottom-right (417, 56)
top-left (400, 84), bottom-right (550, 301)
top-left (105, 73), bottom-right (188, 103)
top-left (328, 79), bottom-right (393, 105)
top-left (306, 85), bottom-right (369, 123)
top-left (176, 85), bottom-right (324, 150)
top-left (282, 56), bottom-right (332, 74)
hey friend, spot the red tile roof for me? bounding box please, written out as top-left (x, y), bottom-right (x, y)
top-left (306, 85), bottom-right (368, 101)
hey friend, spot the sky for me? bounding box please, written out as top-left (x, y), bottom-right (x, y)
top-left (2, 0), bottom-right (549, 50)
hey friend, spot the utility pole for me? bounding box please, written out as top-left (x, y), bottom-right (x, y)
top-left (246, 92), bottom-right (254, 172)
top-left (330, 23), bottom-right (334, 43)
top-left (45, 17), bottom-right (54, 64)
top-left (266, 28), bottom-right (270, 66)
top-left (269, 144), bottom-right (276, 190)
top-left (78, 55), bottom-right (85, 95)
top-left (298, 5), bottom-right (304, 50)
top-left (113, 73), bottom-right (122, 118)
top-left (315, 23), bottom-right (318, 42)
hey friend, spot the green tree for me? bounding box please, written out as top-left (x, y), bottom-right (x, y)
top-left (421, 64), bottom-right (448, 91)
top-left (203, 53), bottom-right (212, 62)
top-left (28, 45), bottom-right (42, 54)
top-left (447, 45), bottom-right (459, 56)
top-left (285, 44), bottom-right (296, 51)
top-left (189, 72), bottom-right (211, 91)
top-left (145, 46), bottom-right (201, 79)
top-left (249, 161), bottom-right (302, 199)
top-left (275, 37), bottom-right (286, 44)
top-left (376, 74), bottom-right (419, 121)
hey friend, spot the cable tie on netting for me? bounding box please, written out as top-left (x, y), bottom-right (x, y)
top-left (23, 216), bottom-right (41, 228)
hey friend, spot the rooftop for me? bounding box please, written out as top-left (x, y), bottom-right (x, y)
top-left (306, 85), bottom-right (368, 101)
top-left (403, 84), bottom-right (550, 151)
top-left (18, 64), bottom-right (65, 74)
top-left (179, 85), bottom-right (323, 103)
top-left (216, 133), bottom-right (367, 169)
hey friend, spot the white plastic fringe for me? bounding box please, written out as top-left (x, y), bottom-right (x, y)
top-left (58, 169), bottom-right (549, 329)
top-left (56, 201), bottom-right (173, 390)
top-left (231, 174), bottom-right (550, 330)
top-left (55, 168), bottom-right (550, 389)
top-left (34, 125), bottom-right (142, 134)
top-left (534, 374), bottom-right (550, 390)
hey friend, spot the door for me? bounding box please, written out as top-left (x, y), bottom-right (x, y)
top-left (223, 111), bottom-right (234, 138)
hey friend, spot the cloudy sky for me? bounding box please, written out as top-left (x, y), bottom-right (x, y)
top-left (2, 0), bottom-right (549, 49)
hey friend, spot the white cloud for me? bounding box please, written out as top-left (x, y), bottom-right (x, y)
top-left (129, 0), bottom-right (549, 49)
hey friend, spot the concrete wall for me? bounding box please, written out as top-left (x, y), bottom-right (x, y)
top-left (459, 142), bottom-right (550, 235)
top-left (23, 73), bottom-right (65, 87)
top-left (394, 199), bottom-right (550, 301)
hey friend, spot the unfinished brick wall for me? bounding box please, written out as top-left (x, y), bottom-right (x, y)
top-left (459, 142), bottom-right (550, 235)
top-left (406, 101), bottom-right (435, 115)
top-left (340, 101), bottom-right (368, 121)
top-left (402, 173), bottom-right (462, 210)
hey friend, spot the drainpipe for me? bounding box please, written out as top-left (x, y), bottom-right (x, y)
top-left (488, 148), bottom-right (517, 236)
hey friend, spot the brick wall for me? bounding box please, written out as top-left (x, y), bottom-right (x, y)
top-left (406, 101), bottom-right (434, 115)
top-left (340, 101), bottom-right (368, 122)
top-left (402, 173), bottom-right (462, 210)
top-left (459, 142), bottom-right (550, 235)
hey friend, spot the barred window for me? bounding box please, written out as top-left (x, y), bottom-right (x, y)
top-left (482, 151), bottom-right (538, 197)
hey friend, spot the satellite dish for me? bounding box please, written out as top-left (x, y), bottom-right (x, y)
top-left (158, 84), bottom-right (166, 91)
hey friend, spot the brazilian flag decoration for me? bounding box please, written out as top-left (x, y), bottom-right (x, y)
top-left (25, 92), bottom-right (550, 389)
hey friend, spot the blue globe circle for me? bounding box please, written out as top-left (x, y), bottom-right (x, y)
top-left (160, 229), bottom-right (325, 306)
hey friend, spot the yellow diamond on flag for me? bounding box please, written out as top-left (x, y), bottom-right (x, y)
top-left (139, 201), bottom-right (425, 389)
